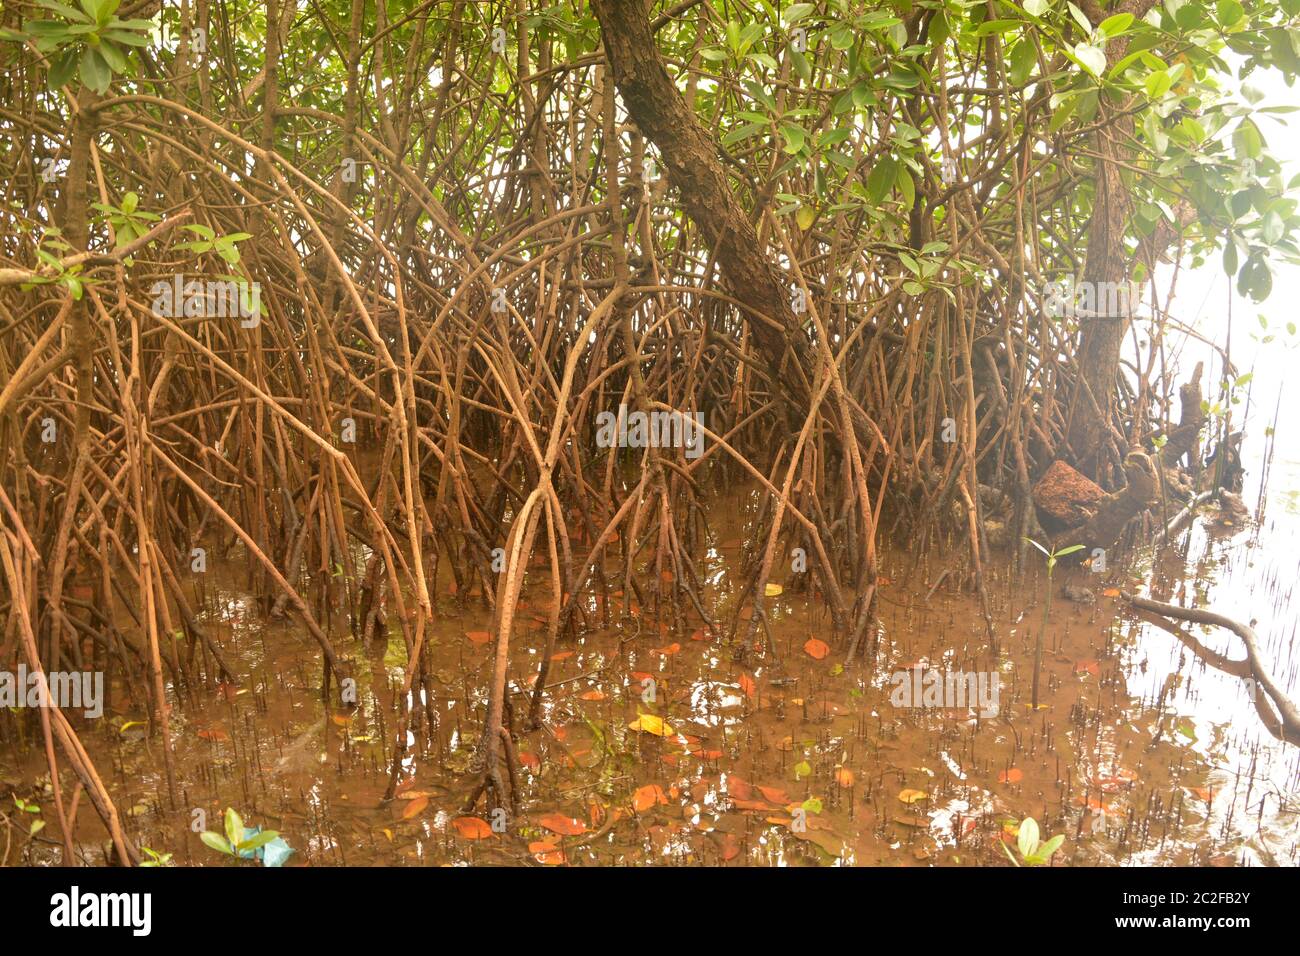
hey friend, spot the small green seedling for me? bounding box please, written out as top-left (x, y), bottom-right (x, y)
top-left (138, 846), bottom-right (173, 867)
top-left (12, 795), bottom-right (44, 837)
top-left (1024, 538), bottom-right (1084, 709)
top-left (200, 807), bottom-right (280, 861)
top-left (1002, 816), bottom-right (1064, 867)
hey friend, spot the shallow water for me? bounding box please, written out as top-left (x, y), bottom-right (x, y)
top-left (4, 470), bottom-right (1299, 867)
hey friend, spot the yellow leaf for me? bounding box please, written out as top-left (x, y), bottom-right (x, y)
top-left (765, 583), bottom-right (783, 597)
top-left (898, 789), bottom-right (928, 804)
top-left (629, 713), bottom-right (674, 736)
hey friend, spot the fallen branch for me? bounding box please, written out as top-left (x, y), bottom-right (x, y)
top-left (1122, 591), bottom-right (1300, 743)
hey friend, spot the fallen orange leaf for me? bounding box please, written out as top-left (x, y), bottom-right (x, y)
top-left (998, 768), bottom-right (1023, 784)
top-left (466, 630), bottom-right (491, 645)
top-left (633, 784), bottom-right (668, 813)
top-left (538, 813), bottom-right (587, 836)
top-left (400, 795), bottom-right (429, 820)
top-left (530, 839), bottom-right (565, 864)
top-left (803, 637), bottom-right (830, 660)
top-left (728, 776), bottom-right (753, 800)
top-left (451, 816), bottom-right (494, 839)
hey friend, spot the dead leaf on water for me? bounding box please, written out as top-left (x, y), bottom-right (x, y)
top-left (530, 839), bottom-right (565, 865)
top-left (451, 816), bottom-right (494, 840)
top-left (400, 795), bottom-right (428, 820)
top-left (803, 638), bottom-right (830, 660)
top-left (629, 713), bottom-right (674, 736)
top-left (633, 784), bottom-right (668, 813)
top-left (538, 813), bottom-right (587, 836)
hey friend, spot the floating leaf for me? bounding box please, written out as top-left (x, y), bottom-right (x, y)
top-left (803, 638), bottom-right (830, 660)
top-left (451, 816), bottom-right (494, 840)
top-left (835, 767), bottom-right (855, 788)
top-left (898, 788), bottom-right (928, 804)
top-left (998, 768), bottom-right (1023, 784)
top-left (629, 713), bottom-right (674, 736)
top-left (633, 784), bottom-right (668, 813)
top-left (538, 813), bottom-right (587, 836)
top-left (399, 795), bottom-right (428, 820)
top-left (530, 839), bottom-right (565, 864)
top-left (765, 582), bottom-right (783, 597)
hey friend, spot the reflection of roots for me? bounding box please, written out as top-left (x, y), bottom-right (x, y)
top-left (1125, 591), bottom-right (1300, 746)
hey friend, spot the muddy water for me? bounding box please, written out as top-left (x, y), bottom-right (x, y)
top-left (5, 478), bottom-right (1300, 867)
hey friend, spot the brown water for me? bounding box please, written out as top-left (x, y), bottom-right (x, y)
top-left (5, 478), bottom-right (1299, 867)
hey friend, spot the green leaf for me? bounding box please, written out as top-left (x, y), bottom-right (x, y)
top-left (48, 49), bottom-right (78, 88)
top-left (1017, 817), bottom-right (1040, 859)
top-left (1144, 70), bottom-right (1171, 99)
top-left (1067, 2), bottom-right (1092, 35)
top-left (1074, 42), bottom-right (1107, 78)
top-left (237, 829), bottom-right (280, 853)
top-left (896, 166), bottom-right (915, 207)
top-left (1214, 0), bottom-right (1243, 26)
top-left (1099, 13), bottom-right (1134, 36)
top-left (779, 124), bottom-right (805, 154)
top-left (224, 807), bottom-right (244, 848)
top-left (1037, 833), bottom-right (1065, 861)
top-left (867, 156), bottom-right (897, 203)
top-left (200, 831), bottom-right (233, 855)
top-left (1010, 40), bottom-right (1036, 87)
top-left (784, 3), bottom-right (814, 23)
top-left (79, 47), bottom-right (110, 93)
top-left (97, 39), bottom-right (127, 74)
top-left (1054, 543), bottom-right (1086, 557)
top-left (1022, 0), bottom-right (1049, 16)
top-left (1233, 119), bottom-right (1262, 160)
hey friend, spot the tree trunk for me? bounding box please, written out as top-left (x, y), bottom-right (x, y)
top-left (590, 0), bottom-right (812, 413)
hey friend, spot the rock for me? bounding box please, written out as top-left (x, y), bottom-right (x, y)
top-left (1220, 491), bottom-right (1248, 517)
top-left (1032, 460), bottom-right (1104, 527)
top-left (1061, 584), bottom-right (1095, 605)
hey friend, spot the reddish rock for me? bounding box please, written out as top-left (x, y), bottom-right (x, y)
top-left (1032, 460), bottom-right (1104, 527)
